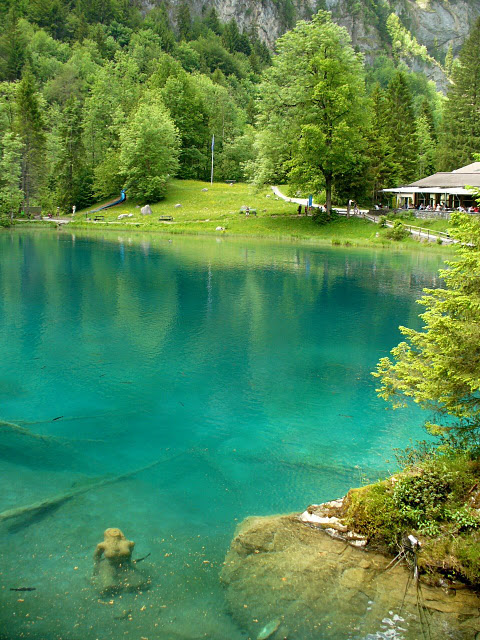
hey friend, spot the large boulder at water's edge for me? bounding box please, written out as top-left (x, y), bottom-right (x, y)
top-left (221, 514), bottom-right (480, 640)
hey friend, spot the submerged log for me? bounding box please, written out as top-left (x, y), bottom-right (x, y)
top-left (0, 452), bottom-right (182, 524)
top-left (0, 420), bottom-right (52, 441)
top-left (0, 419), bottom-right (104, 444)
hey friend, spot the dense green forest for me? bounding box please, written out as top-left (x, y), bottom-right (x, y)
top-left (0, 0), bottom-right (478, 217)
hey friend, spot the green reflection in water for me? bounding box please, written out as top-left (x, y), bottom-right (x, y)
top-left (0, 230), bottom-right (445, 639)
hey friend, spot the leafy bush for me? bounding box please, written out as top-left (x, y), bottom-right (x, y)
top-left (392, 465), bottom-right (453, 518)
top-left (344, 452), bottom-right (480, 580)
top-left (385, 220), bottom-right (409, 240)
top-left (444, 507), bottom-right (479, 531)
top-left (312, 208), bottom-right (338, 225)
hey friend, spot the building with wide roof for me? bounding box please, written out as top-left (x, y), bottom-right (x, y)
top-left (383, 162), bottom-right (480, 209)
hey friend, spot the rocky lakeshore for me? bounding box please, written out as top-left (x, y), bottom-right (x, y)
top-left (221, 500), bottom-right (480, 640)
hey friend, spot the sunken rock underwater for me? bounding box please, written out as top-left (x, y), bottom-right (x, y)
top-left (221, 498), bottom-right (480, 640)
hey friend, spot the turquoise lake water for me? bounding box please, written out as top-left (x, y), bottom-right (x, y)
top-left (0, 231), bottom-right (446, 639)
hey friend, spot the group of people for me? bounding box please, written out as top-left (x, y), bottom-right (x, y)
top-left (417, 203), bottom-right (443, 211)
top-left (295, 200), bottom-right (480, 214)
top-left (457, 205), bottom-right (479, 213)
top-left (297, 204), bottom-right (314, 214)
top-left (416, 202), bottom-right (479, 213)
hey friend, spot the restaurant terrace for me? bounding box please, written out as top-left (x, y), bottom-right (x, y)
top-left (382, 162), bottom-right (480, 209)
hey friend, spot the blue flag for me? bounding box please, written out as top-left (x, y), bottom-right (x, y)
top-left (211, 135), bottom-right (215, 152)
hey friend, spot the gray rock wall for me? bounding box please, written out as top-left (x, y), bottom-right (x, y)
top-left (141, 0), bottom-right (480, 90)
top-left (142, 0), bottom-right (480, 53)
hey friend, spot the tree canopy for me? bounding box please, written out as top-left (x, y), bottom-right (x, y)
top-left (119, 99), bottom-right (180, 203)
top-left (0, 1), bottom-right (472, 215)
top-left (253, 12), bottom-right (369, 212)
top-left (374, 213), bottom-right (480, 434)
top-left (0, 5), bottom-right (269, 213)
top-left (437, 18), bottom-right (480, 171)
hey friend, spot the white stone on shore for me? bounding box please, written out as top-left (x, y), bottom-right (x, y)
top-left (324, 498), bottom-right (344, 509)
top-left (349, 538), bottom-right (368, 548)
top-left (299, 510), bottom-right (348, 532)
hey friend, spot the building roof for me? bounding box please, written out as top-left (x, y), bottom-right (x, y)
top-left (383, 163), bottom-right (480, 194)
top-left (453, 162), bottom-right (480, 173)
top-left (409, 172), bottom-right (480, 189)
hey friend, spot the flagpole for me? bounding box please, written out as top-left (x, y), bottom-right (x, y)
top-left (211, 134), bottom-right (214, 185)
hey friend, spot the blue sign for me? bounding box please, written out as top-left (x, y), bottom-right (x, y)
top-left (308, 195), bottom-right (313, 207)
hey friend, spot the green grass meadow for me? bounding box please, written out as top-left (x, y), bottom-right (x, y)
top-left (32, 179), bottom-right (453, 249)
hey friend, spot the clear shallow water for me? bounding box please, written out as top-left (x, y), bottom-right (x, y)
top-left (0, 231), bottom-right (445, 640)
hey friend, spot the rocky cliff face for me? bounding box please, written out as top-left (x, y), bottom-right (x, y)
top-left (143, 0), bottom-right (480, 89)
top-left (400, 0), bottom-right (479, 55)
top-left (145, 0), bottom-right (480, 53)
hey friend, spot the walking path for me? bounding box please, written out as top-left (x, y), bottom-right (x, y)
top-left (15, 217), bottom-right (70, 225)
top-left (272, 186), bottom-right (454, 244)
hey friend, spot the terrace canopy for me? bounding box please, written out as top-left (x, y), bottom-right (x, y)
top-left (382, 162), bottom-right (480, 208)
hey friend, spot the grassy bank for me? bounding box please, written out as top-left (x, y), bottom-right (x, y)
top-left (388, 212), bottom-right (451, 233)
top-left (52, 180), bottom-right (450, 249)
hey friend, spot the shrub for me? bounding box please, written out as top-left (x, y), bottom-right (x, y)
top-left (344, 451), bottom-right (480, 584)
top-left (312, 208), bottom-right (338, 225)
top-left (392, 464), bottom-right (454, 521)
top-left (444, 507), bottom-right (479, 531)
top-left (385, 220), bottom-right (409, 240)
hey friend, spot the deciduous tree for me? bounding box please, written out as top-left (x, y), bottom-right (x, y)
top-left (415, 112), bottom-right (436, 179)
top-left (253, 11), bottom-right (369, 213)
top-left (160, 73), bottom-right (209, 179)
top-left (119, 97), bottom-right (179, 203)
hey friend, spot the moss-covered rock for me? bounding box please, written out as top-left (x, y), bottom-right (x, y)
top-left (343, 481), bottom-right (400, 547)
top-left (342, 453), bottom-right (480, 585)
